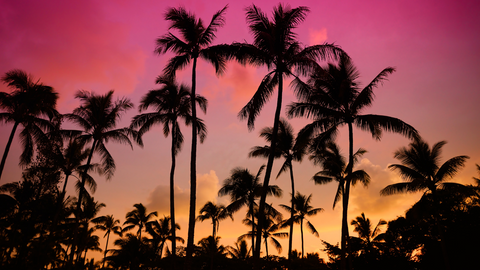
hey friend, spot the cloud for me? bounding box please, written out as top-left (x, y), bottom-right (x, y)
top-left (348, 158), bottom-right (422, 221)
top-left (146, 170), bottom-right (220, 218)
top-left (309, 28), bottom-right (328, 45)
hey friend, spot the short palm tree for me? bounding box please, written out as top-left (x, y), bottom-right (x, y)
top-left (227, 239), bottom-right (250, 260)
top-left (196, 201), bottom-right (232, 239)
top-left (123, 203), bottom-right (158, 240)
top-left (218, 166), bottom-right (282, 256)
top-left (249, 118), bottom-right (307, 259)
top-left (0, 69), bottom-right (59, 179)
top-left (91, 214), bottom-right (122, 269)
top-left (288, 53), bottom-right (417, 268)
top-left (350, 213), bottom-right (386, 258)
top-left (146, 216), bottom-right (183, 258)
top-left (131, 76), bottom-right (206, 256)
top-left (312, 142), bottom-right (370, 231)
top-left (380, 137), bottom-right (469, 270)
top-left (155, 5), bottom-right (228, 260)
top-left (231, 4), bottom-right (342, 257)
top-left (280, 192), bottom-right (323, 258)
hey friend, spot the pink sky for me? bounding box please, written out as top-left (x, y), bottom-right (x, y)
top-left (1, 0), bottom-right (480, 260)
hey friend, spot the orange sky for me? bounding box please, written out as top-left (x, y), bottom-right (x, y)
top-left (1, 0), bottom-right (480, 260)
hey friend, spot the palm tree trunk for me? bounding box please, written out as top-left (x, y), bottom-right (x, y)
top-left (212, 219), bottom-right (217, 239)
top-left (250, 199), bottom-right (255, 256)
top-left (288, 163), bottom-right (295, 260)
top-left (102, 232), bottom-right (110, 269)
top-left (0, 121), bottom-right (19, 180)
top-left (170, 121), bottom-right (177, 259)
top-left (300, 219), bottom-right (304, 258)
top-left (265, 236), bottom-right (268, 258)
top-left (255, 72), bottom-right (283, 259)
top-left (431, 188), bottom-right (451, 270)
top-left (70, 139), bottom-right (97, 268)
top-left (186, 56), bottom-right (198, 267)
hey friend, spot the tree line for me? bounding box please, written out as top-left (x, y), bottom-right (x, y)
top-left (1, 3), bottom-right (479, 270)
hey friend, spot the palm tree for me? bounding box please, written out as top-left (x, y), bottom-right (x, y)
top-left (146, 216), bottom-right (184, 258)
top-left (249, 118), bottom-right (307, 259)
top-left (218, 166), bottom-right (282, 256)
top-left (230, 4), bottom-right (342, 258)
top-left (155, 5), bottom-right (228, 260)
top-left (280, 192), bottom-right (322, 258)
top-left (240, 204), bottom-right (287, 257)
top-left (288, 53), bottom-right (418, 268)
top-left (131, 76), bottom-right (206, 257)
top-left (196, 201), bottom-right (232, 239)
top-left (350, 213), bottom-right (386, 258)
top-left (380, 137), bottom-right (469, 270)
top-left (227, 239), bottom-right (250, 260)
top-left (91, 215), bottom-right (122, 269)
top-left (64, 90), bottom-right (139, 210)
top-left (311, 141), bottom-right (370, 260)
top-left (123, 203), bottom-right (158, 240)
top-left (0, 69), bottom-right (59, 179)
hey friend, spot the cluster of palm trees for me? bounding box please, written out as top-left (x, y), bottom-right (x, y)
top-left (1, 2), bottom-right (479, 270)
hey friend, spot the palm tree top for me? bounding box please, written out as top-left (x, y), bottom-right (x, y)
top-left (155, 5), bottom-right (228, 78)
top-left (381, 137), bottom-right (469, 196)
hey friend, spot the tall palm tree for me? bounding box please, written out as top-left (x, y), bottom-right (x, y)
top-left (123, 203), bottom-right (158, 240)
top-left (131, 76), bottom-right (206, 257)
top-left (288, 53), bottom-right (418, 268)
top-left (230, 4), bottom-right (342, 258)
top-left (64, 90), bottom-right (139, 210)
top-left (146, 216), bottom-right (184, 258)
top-left (279, 192), bottom-right (322, 258)
top-left (91, 214), bottom-right (122, 269)
top-left (218, 166), bottom-right (282, 256)
top-left (249, 118), bottom-right (307, 259)
top-left (196, 201), bottom-right (232, 239)
top-left (380, 137), bottom-right (469, 270)
top-left (0, 69), bottom-right (59, 179)
top-left (155, 6), bottom-right (228, 260)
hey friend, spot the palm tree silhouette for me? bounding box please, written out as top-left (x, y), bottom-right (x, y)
top-left (0, 69), bottom-right (59, 180)
top-left (350, 212), bottom-right (386, 259)
top-left (229, 4), bottom-right (342, 258)
top-left (91, 214), bottom-right (122, 269)
top-left (155, 6), bottom-right (228, 261)
top-left (218, 165), bottom-right (282, 256)
top-left (380, 137), bottom-right (469, 270)
top-left (249, 118), bottom-right (307, 259)
top-left (227, 239), bottom-right (251, 260)
top-left (64, 90), bottom-right (139, 211)
top-left (288, 53), bottom-right (417, 268)
top-left (196, 201), bottom-right (232, 239)
top-left (123, 203), bottom-right (158, 240)
top-left (131, 76), bottom-right (206, 257)
top-left (146, 216), bottom-right (184, 259)
top-left (280, 192), bottom-right (323, 258)
top-left (312, 141), bottom-right (370, 258)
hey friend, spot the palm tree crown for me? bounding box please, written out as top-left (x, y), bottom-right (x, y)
top-left (280, 192), bottom-right (323, 258)
top-left (123, 203), bottom-right (158, 240)
top-left (91, 214), bottom-right (122, 269)
top-left (0, 69), bottom-right (59, 179)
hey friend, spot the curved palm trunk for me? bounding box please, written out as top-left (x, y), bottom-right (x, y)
top-left (170, 121), bottom-right (177, 259)
top-left (0, 121), bottom-right (19, 180)
top-left (288, 163), bottom-right (295, 260)
top-left (300, 218), bottom-right (304, 258)
top-left (264, 236), bottom-right (269, 258)
top-left (70, 139), bottom-right (97, 268)
top-left (186, 56), bottom-right (198, 267)
top-left (102, 231), bottom-right (110, 269)
top-left (255, 72), bottom-right (283, 259)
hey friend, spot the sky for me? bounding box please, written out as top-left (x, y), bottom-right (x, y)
top-left (1, 0), bottom-right (480, 260)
